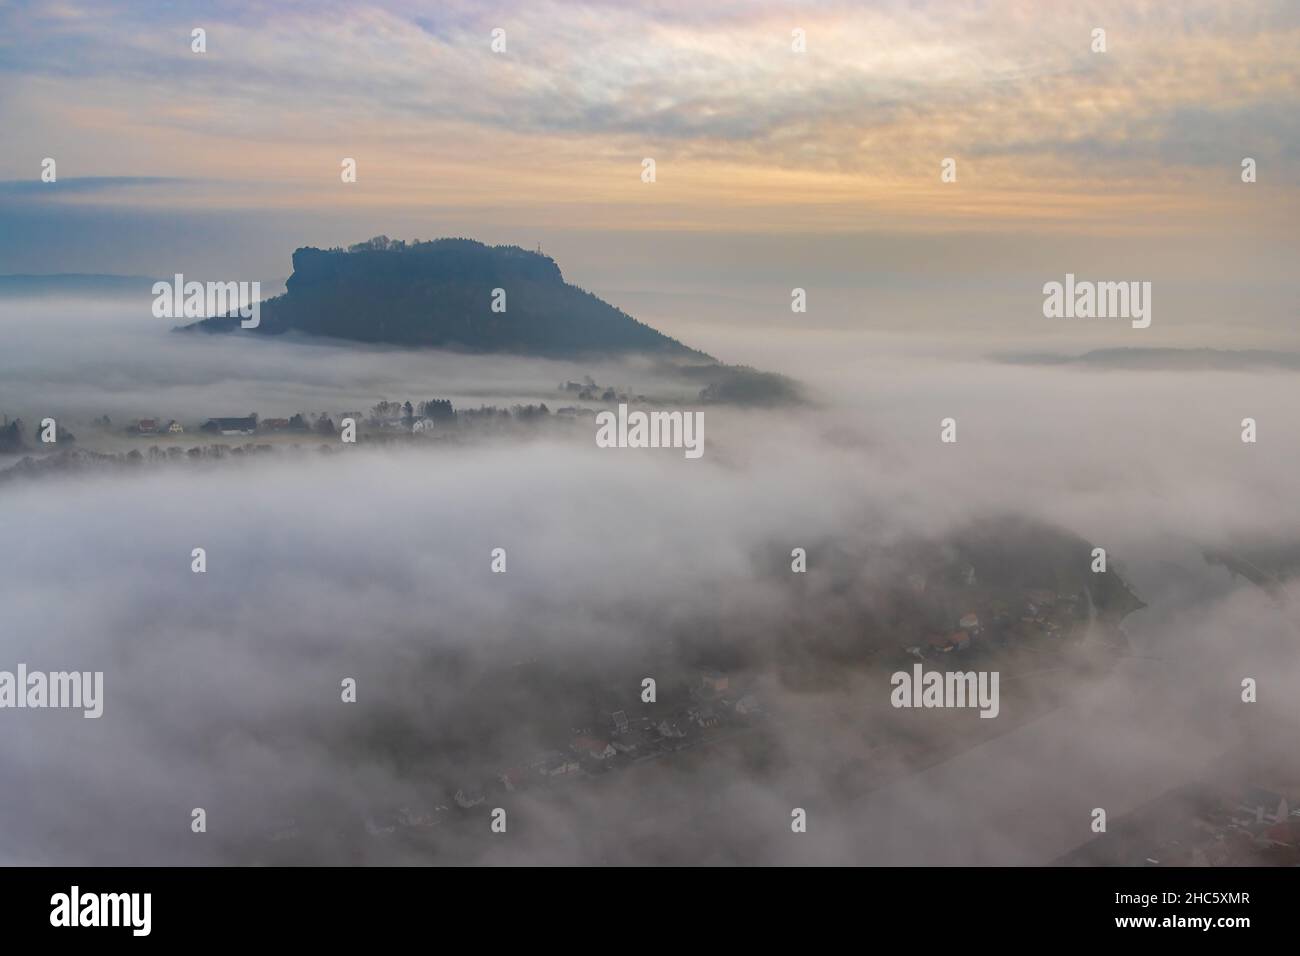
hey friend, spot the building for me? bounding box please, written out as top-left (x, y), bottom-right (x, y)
top-left (259, 418), bottom-right (290, 432)
top-left (135, 419), bottom-right (157, 434)
top-left (201, 416), bottom-right (257, 435)
top-left (700, 671), bottom-right (730, 696)
top-left (165, 420), bottom-right (184, 434)
top-left (610, 710), bottom-right (630, 735)
top-left (1236, 789), bottom-right (1289, 825)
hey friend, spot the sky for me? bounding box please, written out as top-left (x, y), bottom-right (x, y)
top-left (0, 0), bottom-right (1297, 347)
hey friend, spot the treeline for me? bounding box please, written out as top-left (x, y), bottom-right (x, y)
top-left (0, 417), bottom-right (76, 453)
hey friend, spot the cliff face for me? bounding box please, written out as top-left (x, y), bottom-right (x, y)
top-left (179, 237), bottom-right (710, 359)
top-left (286, 239), bottom-right (564, 290)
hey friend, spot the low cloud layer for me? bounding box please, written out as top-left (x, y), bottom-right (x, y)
top-left (1, 298), bottom-right (1297, 864)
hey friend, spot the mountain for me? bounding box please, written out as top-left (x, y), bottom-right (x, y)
top-left (996, 347), bottom-right (1300, 371)
top-left (177, 236), bottom-right (710, 360)
top-left (0, 273), bottom-right (159, 297)
top-left (0, 274), bottom-right (288, 299)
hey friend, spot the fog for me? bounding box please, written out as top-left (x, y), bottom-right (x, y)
top-left (1, 294), bottom-right (1297, 864)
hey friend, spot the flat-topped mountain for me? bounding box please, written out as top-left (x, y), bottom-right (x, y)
top-left (178, 236), bottom-right (710, 359)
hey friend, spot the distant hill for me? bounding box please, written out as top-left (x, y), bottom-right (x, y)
top-left (177, 236), bottom-right (711, 360)
top-left (0, 274), bottom-right (159, 297)
top-left (0, 274), bottom-right (288, 299)
top-left (996, 347), bottom-right (1300, 371)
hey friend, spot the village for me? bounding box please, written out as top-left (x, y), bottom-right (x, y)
top-left (102, 381), bottom-right (648, 445)
top-left (0, 399), bottom-right (570, 465)
top-left (259, 667), bottom-right (769, 853)
top-left (1061, 775), bottom-right (1300, 867)
top-left (253, 567), bottom-right (1121, 860)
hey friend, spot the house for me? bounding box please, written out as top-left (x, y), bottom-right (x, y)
top-left (135, 419), bottom-right (157, 434)
top-left (201, 416), bottom-right (257, 435)
top-left (610, 710), bottom-right (629, 735)
top-left (165, 420), bottom-right (184, 434)
top-left (1237, 789), bottom-right (1289, 825)
top-left (571, 735), bottom-right (617, 760)
top-left (700, 671), bottom-right (730, 696)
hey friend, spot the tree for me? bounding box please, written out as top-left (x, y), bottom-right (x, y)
top-left (0, 418), bottom-right (24, 453)
top-left (418, 399), bottom-right (455, 422)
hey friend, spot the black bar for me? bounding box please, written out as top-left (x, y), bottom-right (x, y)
top-left (0, 866), bottom-right (1282, 942)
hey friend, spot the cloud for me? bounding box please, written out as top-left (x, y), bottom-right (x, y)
top-left (1, 0), bottom-right (1296, 232)
top-left (0, 177), bottom-right (195, 203)
top-left (1, 297), bottom-right (1298, 863)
